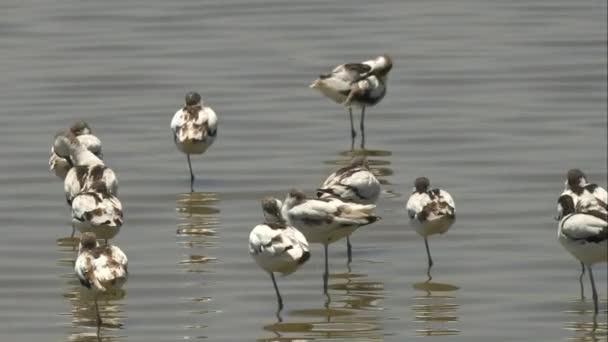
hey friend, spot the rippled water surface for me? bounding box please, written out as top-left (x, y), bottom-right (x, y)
top-left (0, 0), bottom-right (606, 341)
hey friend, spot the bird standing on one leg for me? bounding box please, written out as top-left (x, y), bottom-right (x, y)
top-left (310, 55), bottom-right (392, 150)
top-left (405, 177), bottom-right (456, 274)
top-left (75, 232), bottom-right (128, 328)
top-left (170, 92), bottom-right (218, 192)
top-left (281, 189), bottom-right (380, 293)
top-left (249, 197), bottom-right (310, 314)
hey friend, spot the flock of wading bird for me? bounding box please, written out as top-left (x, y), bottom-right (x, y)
top-left (48, 55), bottom-right (606, 328)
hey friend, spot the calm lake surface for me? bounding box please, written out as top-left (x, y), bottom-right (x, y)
top-left (0, 0), bottom-right (606, 341)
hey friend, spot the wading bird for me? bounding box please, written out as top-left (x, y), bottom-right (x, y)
top-left (170, 91), bottom-right (218, 192)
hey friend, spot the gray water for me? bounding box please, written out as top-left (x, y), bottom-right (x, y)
top-left (0, 0), bottom-right (606, 341)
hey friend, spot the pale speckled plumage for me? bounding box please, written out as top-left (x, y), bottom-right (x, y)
top-left (75, 233), bottom-right (128, 292)
top-left (406, 187), bottom-right (456, 237)
top-left (405, 177), bottom-right (455, 269)
top-left (49, 125), bottom-right (103, 180)
top-left (64, 164), bottom-right (118, 205)
top-left (281, 190), bottom-right (379, 245)
top-left (170, 105), bottom-right (218, 155)
top-left (71, 183), bottom-right (123, 242)
top-left (317, 157), bottom-right (380, 204)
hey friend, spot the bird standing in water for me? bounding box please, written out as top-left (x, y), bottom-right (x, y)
top-left (249, 197), bottom-right (310, 314)
top-left (310, 55), bottom-right (392, 150)
top-left (171, 92), bottom-right (218, 191)
top-left (406, 177), bottom-right (456, 275)
top-left (75, 232), bottom-right (128, 327)
top-left (317, 156), bottom-right (381, 263)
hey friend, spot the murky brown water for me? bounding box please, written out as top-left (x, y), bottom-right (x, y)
top-left (0, 0), bottom-right (606, 341)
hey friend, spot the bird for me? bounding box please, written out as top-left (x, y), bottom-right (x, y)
top-left (53, 131), bottom-right (118, 205)
top-left (563, 168), bottom-right (608, 216)
top-left (556, 192), bottom-right (607, 315)
top-left (310, 55), bottom-right (392, 149)
top-left (405, 177), bottom-right (456, 273)
top-left (249, 197), bottom-right (310, 312)
top-left (49, 121), bottom-right (103, 179)
top-left (75, 232), bottom-right (128, 327)
top-left (170, 91), bottom-right (218, 192)
top-left (317, 156), bottom-right (381, 262)
top-left (71, 181), bottom-right (123, 243)
top-left (281, 189), bottom-right (380, 293)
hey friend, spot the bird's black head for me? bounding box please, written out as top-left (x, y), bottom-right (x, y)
top-left (185, 91), bottom-right (202, 106)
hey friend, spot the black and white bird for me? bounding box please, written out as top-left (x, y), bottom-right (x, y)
top-left (310, 55), bottom-right (392, 149)
top-left (170, 91), bottom-right (218, 192)
top-left (49, 121), bottom-right (103, 180)
top-left (71, 181), bottom-right (123, 243)
top-left (54, 131), bottom-right (118, 205)
top-left (405, 177), bottom-right (456, 271)
top-left (556, 191), bottom-right (607, 314)
top-left (317, 156), bottom-right (381, 262)
top-left (249, 197), bottom-right (310, 312)
top-left (75, 232), bottom-right (128, 326)
top-left (281, 189), bottom-right (380, 293)
top-left (563, 168), bottom-right (608, 216)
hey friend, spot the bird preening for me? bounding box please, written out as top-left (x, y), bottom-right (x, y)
top-left (310, 54), bottom-right (393, 150)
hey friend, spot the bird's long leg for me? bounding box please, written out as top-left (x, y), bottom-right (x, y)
top-left (360, 106), bottom-right (366, 149)
top-left (346, 236), bottom-right (352, 264)
top-left (270, 272), bottom-right (284, 312)
top-left (348, 107), bottom-right (356, 151)
top-left (579, 261), bottom-right (586, 300)
top-left (588, 265), bottom-right (598, 315)
top-left (323, 244), bottom-right (329, 294)
top-left (94, 295), bottom-right (102, 326)
top-left (187, 154), bottom-right (195, 192)
top-left (424, 238), bottom-right (434, 270)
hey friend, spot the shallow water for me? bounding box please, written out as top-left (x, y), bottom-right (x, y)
top-left (0, 0), bottom-right (606, 341)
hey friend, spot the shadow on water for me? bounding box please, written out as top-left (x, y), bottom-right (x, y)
top-left (324, 147), bottom-right (399, 198)
top-left (175, 192), bottom-right (220, 338)
top-left (260, 270), bottom-right (384, 341)
top-left (412, 277), bottom-right (460, 337)
top-left (562, 297), bottom-right (607, 341)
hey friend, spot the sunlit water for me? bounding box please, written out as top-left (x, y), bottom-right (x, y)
top-left (0, 0), bottom-right (606, 341)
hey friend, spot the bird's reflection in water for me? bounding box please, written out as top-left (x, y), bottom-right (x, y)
top-left (412, 277), bottom-right (460, 337)
top-left (562, 298), bottom-right (607, 341)
top-left (326, 148), bottom-right (398, 199)
top-left (260, 270), bottom-right (384, 341)
top-left (175, 191), bottom-right (220, 268)
top-left (175, 192), bottom-right (219, 339)
top-left (62, 277), bottom-right (126, 342)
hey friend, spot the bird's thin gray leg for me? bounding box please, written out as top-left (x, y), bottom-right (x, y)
top-left (588, 265), bottom-right (599, 315)
top-left (187, 154), bottom-right (195, 192)
top-left (360, 106), bottom-right (366, 149)
top-left (579, 261), bottom-right (586, 300)
top-left (270, 272), bottom-right (284, 312)
top-left (346, 236), bottom-right (352, 264)
top-left (323, 244), bottom-right (329, 294)
top-left (424, 238), bottom-right (434, 269)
